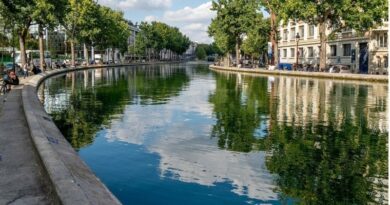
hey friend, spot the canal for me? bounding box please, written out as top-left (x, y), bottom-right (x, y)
top-left (39, 63), bottom-right (388, 205)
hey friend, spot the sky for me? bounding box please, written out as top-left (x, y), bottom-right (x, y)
top-left (98, 0), bottom-right (216, 44)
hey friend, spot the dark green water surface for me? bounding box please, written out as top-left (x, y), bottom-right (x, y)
top-left (39, 63), bottom-right (388, 205)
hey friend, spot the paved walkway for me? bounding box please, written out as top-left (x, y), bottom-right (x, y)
top-left (0, 85), bottom-right (52, 204)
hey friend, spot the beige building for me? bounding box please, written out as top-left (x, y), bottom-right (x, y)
top-left (277, 20), bottom-right (388, 74)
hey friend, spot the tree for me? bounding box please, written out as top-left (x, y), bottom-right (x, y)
top-left (242, 13), bottom-right (270, 66)
top-left (0, 0), bottom-right (36, 67)
top-left (195, 46), bottom-right (207, 60)
top-left (78, 0), bottom-right (101, 65)
top-left (62, 0), bottom-right (83, 67)
top-left (32, 0), bottom-right (66, 71)
top-left (93, 5), bottom-right (130, 63)
top-left (260, 0), bottom-right (285, 66)
top-left (134, 21), bottom-right (190, 61)
top-left (281, 0), bottom-right (388, 71)
top-left (208, 0), bottom-right (259, 64)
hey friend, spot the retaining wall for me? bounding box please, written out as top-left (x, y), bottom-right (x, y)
top-left (209, 65), bottom-right (388, 83)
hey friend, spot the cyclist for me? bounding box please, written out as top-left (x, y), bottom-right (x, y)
top-left (3, 70), bottom-right (19, 92)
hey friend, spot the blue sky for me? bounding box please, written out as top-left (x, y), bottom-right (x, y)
top-left (98, 0), bottom-right (216, 43)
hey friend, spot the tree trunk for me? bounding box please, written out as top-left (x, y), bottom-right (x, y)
top-left (111, 48), bottom-right (115, 63)
top-left (70, 40), bottom-right (75, 67)
top-left (83, 44), bottom-right (89, 66)
top-left (270, 10), bottom-right (278, 66)
top-left (18, 33), bottom-right (27, 67)
top-left (91, 45), bottom-right (94, 62)
top-left (38, 25), bottom-right (45, 72)
top-left (319, 22), bottom-right (327, 71)
top-left (235, 40), bottom-right (240, 67)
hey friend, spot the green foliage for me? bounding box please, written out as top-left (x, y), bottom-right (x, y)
top-left (241, 14), bottom-right (270, 58)
top-left (48, 67), bottom-right (190, 148)
top-left (195, 46), bottom-right (207, 60)
top-left (208, 0), bottom-right (260, 56)
top-left (281, 0), bottom-right (388, 32)
top-left (209, 72), bottom-right (270, 152)
top-left (94, 6), bottom-right (130, 52)
top-left (134, 21), bottom-right (190, 59)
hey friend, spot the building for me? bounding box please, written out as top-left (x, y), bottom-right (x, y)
top-left (277, 20), bottom-right (388, 74)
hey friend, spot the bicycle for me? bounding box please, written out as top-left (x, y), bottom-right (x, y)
top-left (0, 81), bottom-right (9, 102)
top-left (0, 81), bottom-right (7, 95)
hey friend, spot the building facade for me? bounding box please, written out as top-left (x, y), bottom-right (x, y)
top-left (277, 20), bottom-right (388, 73)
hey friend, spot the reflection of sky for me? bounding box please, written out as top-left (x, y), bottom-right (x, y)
top-left (103, 75), bottom-right (278, 202)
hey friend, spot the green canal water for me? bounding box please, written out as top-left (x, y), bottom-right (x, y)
top-left (39, 63), bottom-right (388, 205)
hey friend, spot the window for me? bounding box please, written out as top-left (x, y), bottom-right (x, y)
top-left (343, 44), bottom-right (351, 56)
top-left (377, 33), bottom-right (388, 48)
top-left (283, 49), bottom-right (287, 58)
top-left (377, 57), bottom-right (382, 68)
top-left (385, 56), bottom-right (388, 68)
top-left (291, 28), bottom-right (296, 40)
top-left (309, 25), bottom-right (315, 37)
top-left (308, 47), bottom-right (314, 57)
top-left (299, 26), bottom-right (305, 39)
top-left (290, 48), bottom-right (295, 58)
top-left (283, 29), bottom-right (288, 41)
top-left (330, 45), bottom-right (337, 57)
top-left (298, 47), bottom-right (304, 58)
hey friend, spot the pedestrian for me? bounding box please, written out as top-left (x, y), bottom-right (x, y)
top-left (3, 70), bottom-right (19, 92)
top-left (32, 64), bottom-right (41, 75)
top-left (23, 63), bottom-right (29, 79)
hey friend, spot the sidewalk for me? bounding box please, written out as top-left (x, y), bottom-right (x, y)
top-left (0, 84), bottom-right (53, 204)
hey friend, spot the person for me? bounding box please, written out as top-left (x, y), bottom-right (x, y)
top-left (3, 70), bottom-right (19, 91)
top-left (23, 63), bottom-right (29, 78)
top-left (32, 64), bottom-right (41, 75)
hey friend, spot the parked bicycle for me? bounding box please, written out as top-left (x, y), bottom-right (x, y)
top-left (0, 81), bottom-right (8, 95)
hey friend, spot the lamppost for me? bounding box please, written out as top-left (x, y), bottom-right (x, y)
top-left (295, 33), bottom-right (300, 71)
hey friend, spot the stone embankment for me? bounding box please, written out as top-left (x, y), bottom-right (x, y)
top-left (209, 65), bottom-right (388, 83)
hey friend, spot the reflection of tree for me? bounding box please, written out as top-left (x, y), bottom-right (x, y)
top-left (265, 96), bottom-right (388, 204)
top-left (129, 66), bottom-right (190, 105)
top-left (266, 120), bottom-right (387, 204)
top-left (209, 73), bottom-right (269, 152)
top-left (46, 66), bottom-right (191, 149)
top-left (50, 78), bottom-right (130, 149)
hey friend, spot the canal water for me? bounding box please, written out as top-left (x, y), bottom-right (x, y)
top-left (39, 63), bottom-right (388, 205)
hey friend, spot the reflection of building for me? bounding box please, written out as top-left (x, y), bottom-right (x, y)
top-left (271, 76), bottom-right (388, 133)
top-left (182, 42), bottom-right (197, 60)
top-left (278, 20), bottom-right (388, 73)
top-left (126, 22), bottom-right (140, 60)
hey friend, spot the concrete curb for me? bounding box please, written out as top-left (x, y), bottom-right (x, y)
top-left (21, 62), bottom-right (183, 205)
top-left (209, 65), bottom-right (388, 83)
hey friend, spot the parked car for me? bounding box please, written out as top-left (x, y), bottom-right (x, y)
top-left (328, 65), bottom-right (340, 73)
top-left (337, 65), bottom-right (351, 73)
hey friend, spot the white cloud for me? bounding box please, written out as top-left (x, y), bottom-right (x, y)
top-left (144, 2), bottom-right (216, 44)
top-left (163, 2), bottom-right (215, 23)
top-left (99, 0), bottom-right (172, 10)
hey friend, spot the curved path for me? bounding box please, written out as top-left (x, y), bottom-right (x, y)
top-left (0, 85), bottom-right (53, 205)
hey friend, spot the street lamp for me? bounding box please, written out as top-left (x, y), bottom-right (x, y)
top-left (295, 33), bottom-right (300, 71)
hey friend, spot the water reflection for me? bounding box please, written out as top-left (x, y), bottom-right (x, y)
top-left (39, 64), bottom-right (190, 149)
top-left (40, 64), bottom-right (388, 204)
top-left (210, 72), bottom-right (388, 204)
